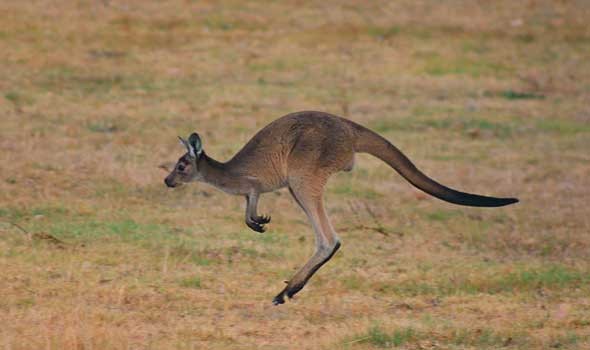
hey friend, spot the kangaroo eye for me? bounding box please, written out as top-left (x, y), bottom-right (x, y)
top-left (177, 164), bottom-right (186, 172)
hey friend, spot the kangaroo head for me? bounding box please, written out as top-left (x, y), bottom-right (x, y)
top-left (164, 132), bottom-right (203, 188)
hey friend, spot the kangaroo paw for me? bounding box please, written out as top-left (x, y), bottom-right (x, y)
top-left (254, 215), bottom-right (271, 224)
top-left (272, 287), bottom-right (288, 305)
top-left (246, 219), bottom-right (266, 233)
top-left (272, 281), bottom-right (305, 305)
top-left (246, 215), bottom-right (271, 233)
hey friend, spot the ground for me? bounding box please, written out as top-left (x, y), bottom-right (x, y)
top-left (1, 1), bottom-right (589, 349)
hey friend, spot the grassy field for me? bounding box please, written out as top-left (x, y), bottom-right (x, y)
top-left (1, 0), bottom-right (590, 349)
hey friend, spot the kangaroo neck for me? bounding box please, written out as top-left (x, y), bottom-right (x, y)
top-left (198, 153), bottom-right (246, 194)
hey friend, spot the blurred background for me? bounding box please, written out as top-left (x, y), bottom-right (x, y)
top-left (1, 1), bottom-right (589, 349)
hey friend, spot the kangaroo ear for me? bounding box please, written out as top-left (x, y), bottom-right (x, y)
top-left (178, 136), bottom-right (191, 153)
top-left (187, 132), bottom-right (202, 158)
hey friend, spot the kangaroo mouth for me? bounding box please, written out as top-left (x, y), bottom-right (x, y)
top-left (164, 177), bottom-right (180, 188)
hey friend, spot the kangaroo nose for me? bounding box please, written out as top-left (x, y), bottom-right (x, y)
top-left (164, 177), bottom-right (176, 188)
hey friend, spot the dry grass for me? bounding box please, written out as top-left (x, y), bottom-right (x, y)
top-left (1, 0), bottom-right (590, 349)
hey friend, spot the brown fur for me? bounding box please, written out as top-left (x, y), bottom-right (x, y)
top-left (165, 111), bottom-right (518, 305)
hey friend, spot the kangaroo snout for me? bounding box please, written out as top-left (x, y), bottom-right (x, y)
top-left (164, 176), bottom-right (178, 188)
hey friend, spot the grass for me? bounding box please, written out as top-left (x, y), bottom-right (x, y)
top-left (386, 264), bottom-right (590, 297)
top-left (1, 1), bottom-right (589, 349)
top-left (330, 182), bottom-right (382, 200)
top-left (424, 209), bottom-right (462, 222)
top-left (500, 90), bottom-right (545, 100)
top-left (370, 114), bottom-right (519, 139)
top-left (422, 56), bottom-right (512, 77)
top-left (536, 119), bottom-right (590, 134)
top-left (179, 276), bottom-right (202, 289)
top-left (347, 324), bottom-right (531, 349)
top-left (367, 26), bottom-right (402, 40)
top-left (354, 325), bottom-right (416, 347)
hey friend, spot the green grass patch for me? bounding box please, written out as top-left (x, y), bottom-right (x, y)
top-left (93, 180), bottom-right (132, 198)
top-left (201, 15), bottom-right (265, 32)
top-left (4, 90), bottom-right (34, 106)
top-left (459, 118), bottom-right (514, 138)
top-left (385, 264), bottom-right (590, 297)
top-left (179, 275), bottom-right (202, 289)
top-left (86, 120), bottom-right (123, 133)
top-left (255, 232), bottom-right (288, 244)
top-left (249, 61), bottom-right (286, 72)
top-left (483, 89), bottom-right (545, 100)
top-left (372, 114), bottom-right (590, 139)
top-left (38, 218), bottom-right (184, 248)
top-left (15, 297), bottom-right (36, 309)
top-left (191, 256), bottom-right (213, 266)
top-left (216, 241), bottom-right (284, 264)
top-left (500, 90), bottom-right (545, 100)
top-left (366, 25), bottom-right (401, 40)
top-left (549, 332), bottom-right (586, 349)
top-left (371, 116), bottom-right (515, 138)
top-left (37, 65), bottom-right (197, 97)
top-left (346, 325), bottom-right (522, 348)
top-left (352, 325), bottom-right (416, 348)
top-left (168, 243), bottom-right (224, 266)
top-left (461, 40), bottom-right (490, 54)
top-left (370, 118), bottom-right (416, 134)
top-left (424, 209), bottom-right (462, 222)
top-left (341, 275), bottom-right (366, 291)
top-left (536, 119), bottom-right (590, 134)
top-left (204, 17), bottom-right (235, 31)
top-left (330, 182), bottom-right (382, 200)
top-left (449, 328), bottom-right (521, 347)
top-left (249, 59), bottom-right (304, 72)
top-left (0, 205), bottom-right (69, 221)
top-left (500, 265), bottom-right (588, 290)
top-left (516, 33), bottom-right (536, 43)
top-left (421, 55), bottom-right (511, 77)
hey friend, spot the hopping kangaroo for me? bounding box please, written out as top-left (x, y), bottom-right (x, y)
top-left (164, 111), bottom-right (518, 305)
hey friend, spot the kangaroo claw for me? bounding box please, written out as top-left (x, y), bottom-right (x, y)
top-left (255, 215), bottom-right (271, 224)
top-left (272, 290), bottom-right (286, 305)
top-left (246, 219), bottom-right (266, 233)
top-left (246, 214), bottom-right (271, 233)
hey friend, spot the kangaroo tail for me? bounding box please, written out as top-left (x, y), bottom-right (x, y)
top-left (352, 123), bottom-right (518, 207)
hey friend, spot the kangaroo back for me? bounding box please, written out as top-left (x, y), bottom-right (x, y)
top-left (352, 124), bottom-right (518, 207)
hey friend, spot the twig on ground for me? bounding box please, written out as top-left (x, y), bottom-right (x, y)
top-left (345, 200), bottom-right (393, 236)
top-left (32, 232), bottom-right (67, 248)
top-left (1, 221), bottom-right (32, 241)
top-left (343, 335), bottom-right (371, 345)
top-left (1, 221), bottom-right (68, 248)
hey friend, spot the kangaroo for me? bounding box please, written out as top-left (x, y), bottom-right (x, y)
top-left (164, 111), bottom-right (518, 305)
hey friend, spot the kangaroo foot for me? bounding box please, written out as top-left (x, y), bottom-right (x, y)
top-left (246, 219), bottom-right (265, 233)
top-left (272, 281), bottom-right (305, 305)
top-left (246, 215), bottom-right (271, 233)
top-left (254, 215), bottom-right (271, 224)
top-left (272, 287), bottom-right (287, 305)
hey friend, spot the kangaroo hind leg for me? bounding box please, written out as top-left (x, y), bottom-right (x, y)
top-left (273, 177), bottom-right (341, 305)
